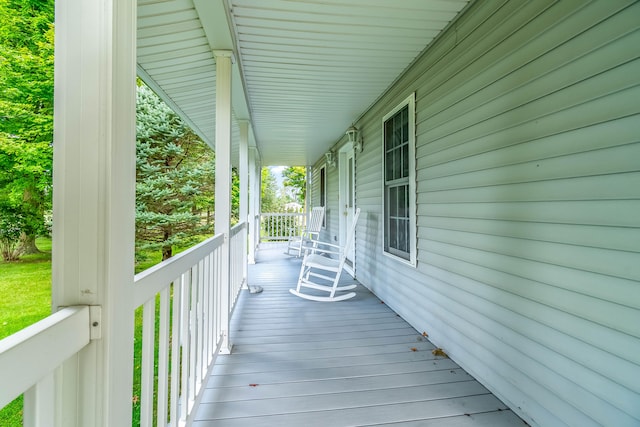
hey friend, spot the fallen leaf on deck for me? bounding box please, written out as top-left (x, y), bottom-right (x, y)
top-left (422, 331), bottom-right (428, 337)
top-left (249, 384), bottom-right (259, 387)
top-left (410, 347), bottom-right (418, 352)
top-left (432, 348), bottom-right (448, 358)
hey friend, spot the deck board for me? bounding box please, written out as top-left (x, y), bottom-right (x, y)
top-left (193, 244), bottom-right (523, 426)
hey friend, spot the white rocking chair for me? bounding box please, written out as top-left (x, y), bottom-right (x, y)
top-left (286, 206), bottom-right (325, 257)
top-left (290, 208), bottom-right (361, 302)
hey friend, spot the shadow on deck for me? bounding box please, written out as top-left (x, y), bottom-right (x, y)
top-left (193, 244), bottom-right (524, 426)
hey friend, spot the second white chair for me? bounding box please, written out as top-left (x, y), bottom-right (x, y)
top-left (290, 208), bottom-right (361, 302)
top-left (286, 206), bottom-right (325, 257)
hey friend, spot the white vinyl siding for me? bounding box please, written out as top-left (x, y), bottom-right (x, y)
top-left (349, 1), bottom-right (640, 426)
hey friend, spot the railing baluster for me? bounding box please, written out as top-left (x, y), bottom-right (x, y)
top-left (209, 251), bottom-right (215, 358)
top-left (188, 263), bottom-right (198, 410)
top-left (157, 286), bottom-right (170, 427)
top-left (179, 269), bottom-right (190, 424)
top-left (23, 371), bottom-right (54, 427)
top-left (259, 212), bottom-right (306, 242)
top-left (141, 297), bottom-right (155, 427)
top-left (169, 278), bottom-right (181, 426)
top-left (197, 257), bottom-right (206, 381)
top-left (202, 253), bottom-right (210, 369)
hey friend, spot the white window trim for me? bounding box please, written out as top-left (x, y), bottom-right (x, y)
top-left (381, 93), bottom-right (417, 267)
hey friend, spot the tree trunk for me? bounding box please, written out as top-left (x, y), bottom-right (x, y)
top-left (162, 229), bottom-right (172, 260)
top-left (162, 245), bottom-right (172, 260)
top-left (18, 233), bottom-right (40, 254)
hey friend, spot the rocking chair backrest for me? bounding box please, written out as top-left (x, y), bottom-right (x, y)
top-left (290, 207), bottom-right (362, 302)
top-left (307, 206), bottom-right (325, 233)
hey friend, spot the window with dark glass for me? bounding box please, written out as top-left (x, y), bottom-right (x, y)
top-left (384, 104), bottom-right (411, 260)
top-left (319, 165), bottom-right (326, 227)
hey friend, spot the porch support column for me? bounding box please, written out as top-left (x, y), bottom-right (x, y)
top-left (238, 120), bottom-right (249, 284)
top-left (214, 50), bottom-right (233, 354)
top-left (306, 166), bottom-right (312, 213)
top-left (256, 158), bottom-right (262, 250)
top-left (248, 148), bottom-right (258, 264)
top-left (51, 0), bottom-right (136, 426)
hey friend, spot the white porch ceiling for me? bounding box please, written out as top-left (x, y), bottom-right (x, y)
top-left (137, 0), bottom-right (470, 166)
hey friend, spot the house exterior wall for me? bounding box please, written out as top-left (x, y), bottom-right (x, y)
top-left (313, 1), bottom-right (640, 426)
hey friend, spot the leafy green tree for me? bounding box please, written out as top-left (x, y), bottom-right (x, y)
top-left (135, 84), bottom-right (215, 261)
top-left (261, 167), bottom-right (284, 212)
top-left (0, 0), bottom-right (54, 256)
top-left (282, 166), bottom-right (306, 205)
top-left (231, 168), bottom-right (240, 224)
top-left (0, 204), bottom-right (24, 261)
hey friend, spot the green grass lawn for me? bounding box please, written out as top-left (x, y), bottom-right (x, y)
top-left (0, 237), bottom-right (52, 426)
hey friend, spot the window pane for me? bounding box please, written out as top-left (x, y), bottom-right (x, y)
top-left (402, 218), bottom-right (409, 252)
top-left (389, 186), bottom-right (397, 217)
top-left (389, 218), bottom-right (397, 249)
top-left (398, 184), bottom-right (406, 217)
top-left (348, 157), bottom-right (354, 207)
top-left (398, 219), bottom-right (406, 252)
top-left (402, 106), bottom-right (408, 144)
top-left (385, 120), bottom-right (393, 148)
top-left (402, 144), bottom-right (409, 178)
top-left (320, 167), bottom-right (326, 207)
top-left (393, 147), bottom-right (401, 180)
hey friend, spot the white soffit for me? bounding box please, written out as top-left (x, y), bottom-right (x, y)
top-left (137, 0), bottom-right (470, 166)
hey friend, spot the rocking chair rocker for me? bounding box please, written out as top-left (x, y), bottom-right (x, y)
top-left (286, 206), bottom-right (325, 257)
top-left (290, 208), bottom-right (361, 302)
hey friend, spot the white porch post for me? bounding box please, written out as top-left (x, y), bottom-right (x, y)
top-left (238, 120), bottom-right (249, 284)
top-left (214, 50), bottom-right (233, 353)
top-left (256, 158), bottom-right (262, 249)
top-left (306, 166), bottom-right (312, 213)
top-left (248, 148), bottom-right (258, 264)
top-left (51, 0), bottom-right (136, 426)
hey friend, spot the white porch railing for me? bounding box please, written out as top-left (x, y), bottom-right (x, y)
top-left (0, 222), bottom-right (248, 426)
top-left (133, 221), bottom-right (247, 426)
top-left (260, 212), bottom-right (306, 241)
top-left (0, 306), bottom-right (92, 423)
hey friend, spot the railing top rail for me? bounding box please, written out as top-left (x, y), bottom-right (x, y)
top-left (230, 220), bottom-right (247, 237)
top-left (133, 233), bottom-right (225, 307)
top-left (261, 212), bottom-right (305, 217)
top-left (0, 306), bottom-right (90, 408)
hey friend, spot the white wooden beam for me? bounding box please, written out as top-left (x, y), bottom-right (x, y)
top-left (214, 50), bottom-right (233, 354)
top-left (239, 120), bottom-right (249, 283)
top-left (51, 0), bottom-right (136, 425)
top-left (248, 148), bottom-right (258, 264)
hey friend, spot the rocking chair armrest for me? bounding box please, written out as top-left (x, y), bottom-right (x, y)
top-left (312, 240), bottom-right (342, 250)
top-left (302, 239), bottom-right (343, 256)
top-left (304, 247), bottom-right (341, 257)
top-left (289, 229), bottom-right (320, 242)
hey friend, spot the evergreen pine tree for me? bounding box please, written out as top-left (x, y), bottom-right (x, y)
top-left (135, 84), bottom-right (215, 261)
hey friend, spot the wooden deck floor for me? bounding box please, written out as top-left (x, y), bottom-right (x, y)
top-left (193, 244), bottom-right (525, 426)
